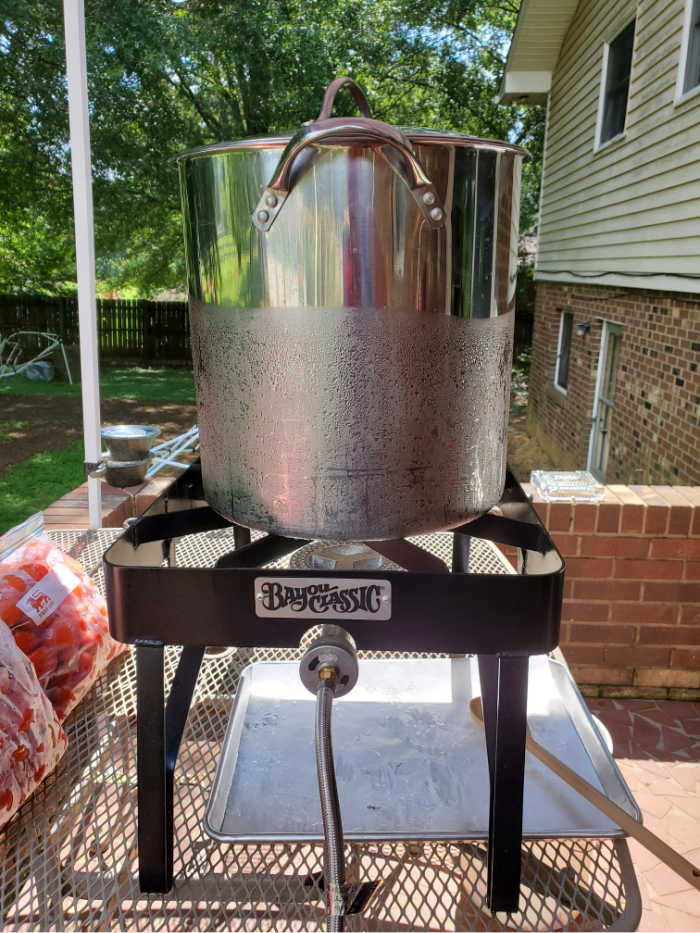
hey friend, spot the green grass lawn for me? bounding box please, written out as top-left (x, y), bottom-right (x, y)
top-left (0, 368), bottom-right (195, 537)
top-left (0, 367), bottom-right (195, 403)
top-left (0, 441), bottom-right (85, 535)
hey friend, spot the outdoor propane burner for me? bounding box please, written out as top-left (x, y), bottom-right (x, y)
top-left (103, 461), bottom-right (569, 915)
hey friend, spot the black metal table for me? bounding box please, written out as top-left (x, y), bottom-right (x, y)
top-left (0, 526), bottom-right (643, 932)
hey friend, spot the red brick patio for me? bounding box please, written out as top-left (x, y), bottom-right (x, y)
top-left (586, 697), bottom-right (700, 931)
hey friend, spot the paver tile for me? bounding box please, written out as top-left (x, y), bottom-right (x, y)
top-left (612, 699), bottom-right (661, 712)
top-left (659, 729), bottom-right (697, 753)
top-left (593, 706), bottom-right (635, 724)
top-left (626, 837), bottom-right (661, 873)
top-left (642, 702), bottom-right (698, 720)
top-left (667, 794), bottom-right (700, 820)
top-left (686, 845), bottom-right (700, 863)
top-left (641, 709), bottom-right (687, 727)
top-left (630, 788), bottom-right (672, 820)
top-left (628, 716), bottom-right (663, 749)
top-left (643, 861), bottom-right (695, 898)
top-left (656, 764), bottom-right (698, 793)
top-left (645, 903), bottom-right (700, 932)
top-left (661, 809), bottom-right (700, 848)
top-left (638, 905), bottom-right (672, 931)
top-left (586, 696), bottom-right (700, 930)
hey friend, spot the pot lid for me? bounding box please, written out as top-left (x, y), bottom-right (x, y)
top-left (175, 128), bottom-right (528, 162)
top-left (176, 77), bottom-right (529, 163)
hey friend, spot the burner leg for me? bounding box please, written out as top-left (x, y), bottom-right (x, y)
top-left (137, 643), bottom-right (204, 893)
top-left (452, 532), bottom-right (471, 573)
top-left (233, 524), bottom-right (251, 549)
top-left (137, 644), bottom-right (168, 892)
top-left (477, 654), bottom-right (528, 913)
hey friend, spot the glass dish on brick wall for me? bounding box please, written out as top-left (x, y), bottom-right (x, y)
top-left (530, 470), bottom-right (604, 502)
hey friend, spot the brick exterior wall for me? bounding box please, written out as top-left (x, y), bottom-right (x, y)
top-left (521, 483), bottom-right (700, 699)
top-left (528, 281), bottom-right (700, 485)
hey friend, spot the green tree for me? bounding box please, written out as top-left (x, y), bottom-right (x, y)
top-left (0, 0), bottom-right (543, 296)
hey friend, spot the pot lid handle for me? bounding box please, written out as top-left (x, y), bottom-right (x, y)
top-left (317, 76), bottom-right (372, 120)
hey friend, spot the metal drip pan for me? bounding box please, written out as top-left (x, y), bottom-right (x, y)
top-left (205, 654), bottom-right (639, 844)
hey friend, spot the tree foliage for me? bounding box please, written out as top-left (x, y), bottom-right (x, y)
top-left (0, 0), bottom-right (544, 296)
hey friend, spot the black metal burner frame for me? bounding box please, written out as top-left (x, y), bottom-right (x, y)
top-left (103, 464), bottom-right (564, 914)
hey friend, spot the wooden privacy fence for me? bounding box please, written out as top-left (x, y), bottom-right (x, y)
top-left (0, 295), bottom-right (191, 366)
top-left (0, 293), bottom-right (534, 367)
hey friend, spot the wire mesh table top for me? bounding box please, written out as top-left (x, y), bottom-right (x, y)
top-left (0, 528), bottom-right (641, 932)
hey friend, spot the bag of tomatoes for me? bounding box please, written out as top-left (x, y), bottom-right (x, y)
top-left (0, 618), bottom-right (67, 828)
top-left (0, 517), bottom-right (125, 721)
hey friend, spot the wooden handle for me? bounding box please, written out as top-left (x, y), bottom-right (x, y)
top-left (469, 697), bottom-right (700, 892)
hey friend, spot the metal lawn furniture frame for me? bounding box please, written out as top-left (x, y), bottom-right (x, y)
top-left (0, 331), bottom-right (73, 382)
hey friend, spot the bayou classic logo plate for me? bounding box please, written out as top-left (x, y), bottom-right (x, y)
top-left (254, 577), bottom-right (391, 621)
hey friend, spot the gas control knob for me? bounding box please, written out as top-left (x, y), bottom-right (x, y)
top-left (299, 625), bottom-right (359, 697)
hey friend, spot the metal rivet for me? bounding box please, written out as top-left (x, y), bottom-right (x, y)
top-left (257, 209), bottom-right (270, 223)
top-left (422, 190), bottom-right (436, 205)
top-left (264, 193), bottom-right (278, 208)
top-left (429, 207), bottom-right (443, 222)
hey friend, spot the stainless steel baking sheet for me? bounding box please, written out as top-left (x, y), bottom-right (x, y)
top-left (204, 655), bottom-right (640, 843)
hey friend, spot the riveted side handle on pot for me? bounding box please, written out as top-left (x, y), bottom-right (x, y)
top-left (252, 77), bottom-right (447, 233)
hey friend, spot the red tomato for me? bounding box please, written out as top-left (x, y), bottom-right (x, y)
top-left (28, 646), bottom-right (56, 681)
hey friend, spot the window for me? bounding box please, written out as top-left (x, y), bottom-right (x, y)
top-left (554, 312), bottom-right (573, 392)
top-left (680, 0), bottom-right (700, 95)
top-left (599, 20), bottom-right (636, 145)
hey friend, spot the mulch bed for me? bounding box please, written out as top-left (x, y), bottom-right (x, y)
top-left (0, 395), bottom-right (197, 473)
top-left (507, 411), bottom-right (556, 481)
top-left (0, 393), bottom-right (553, 484)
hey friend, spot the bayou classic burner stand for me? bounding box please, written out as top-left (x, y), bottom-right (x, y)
top-left (103, 463), bottom-right (564, 913)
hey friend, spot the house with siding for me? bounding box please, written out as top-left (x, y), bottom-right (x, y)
top-left (501, 0), bottom-right (700, 485)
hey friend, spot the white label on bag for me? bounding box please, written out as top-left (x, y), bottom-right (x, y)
top-left (16, 563), bottom-right (80, 626)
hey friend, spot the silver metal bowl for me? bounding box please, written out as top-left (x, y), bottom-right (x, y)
top-left (101, 425), bottom-right (160, 462)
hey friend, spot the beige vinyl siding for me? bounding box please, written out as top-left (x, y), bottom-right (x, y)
top-left (535, 0), bottom-right (700, 293)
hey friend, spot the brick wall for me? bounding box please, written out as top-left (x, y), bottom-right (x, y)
top-left (521, 483), bottom-right (700, 699)
top-left (528, 281), bottom-right (700, 485)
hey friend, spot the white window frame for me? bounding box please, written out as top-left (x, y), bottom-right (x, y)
top-left (594, 16), bottom-right (637, 152)
top-left (554, 311), bottom-right (573, 395)
top-left (675, 0), bottom-right (700, 105)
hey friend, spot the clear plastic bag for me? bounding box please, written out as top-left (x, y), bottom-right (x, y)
top-left (0, 519), bottom-right (125, 721)
top-left (0, 619), bottom-right (67, 826)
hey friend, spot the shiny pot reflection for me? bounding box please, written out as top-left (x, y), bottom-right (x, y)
top-left (177, 78), bottom-right (527, 540)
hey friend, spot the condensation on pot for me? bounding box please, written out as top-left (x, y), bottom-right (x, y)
top-left (191, 303), bottom-right (513, 541)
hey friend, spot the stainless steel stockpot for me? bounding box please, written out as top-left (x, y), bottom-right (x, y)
top-left (177, 78), bottom-right (527, 540)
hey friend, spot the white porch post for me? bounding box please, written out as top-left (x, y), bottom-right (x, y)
top-left (63, 0), bottom-right (102, 528)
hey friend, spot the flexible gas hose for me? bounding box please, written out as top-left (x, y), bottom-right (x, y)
top-left (315, 677), bottom-right (346, 932)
